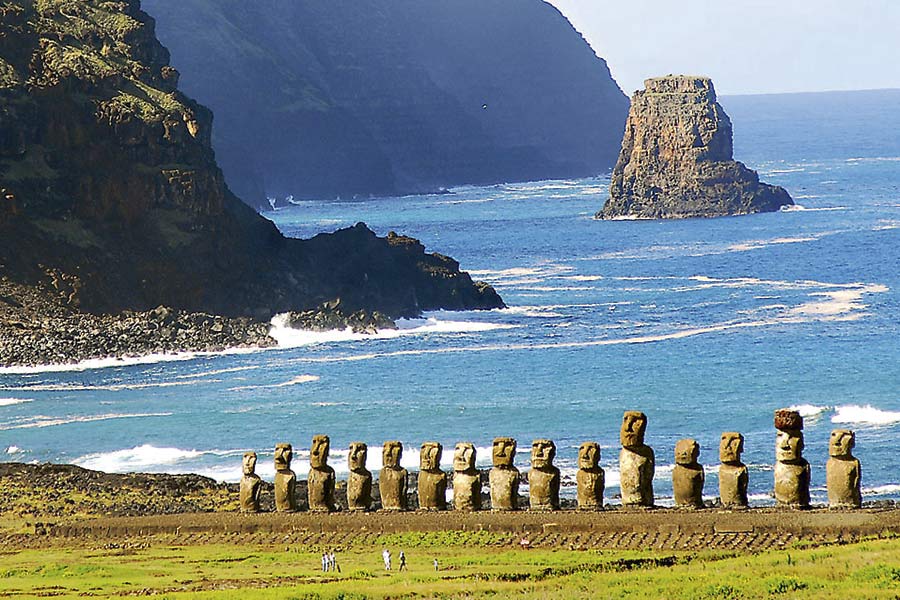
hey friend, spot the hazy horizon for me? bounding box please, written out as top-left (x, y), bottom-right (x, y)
top-left (547, 0), bottom-right (900, 96)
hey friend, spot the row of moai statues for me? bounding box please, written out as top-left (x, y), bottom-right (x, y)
top-left (238, 409), bottom-right (862, 513)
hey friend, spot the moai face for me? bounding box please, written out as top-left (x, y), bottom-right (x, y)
top-left (620, 411), bottom-right (647, 448)
top-left (242, 452), bottom-right (258, 476)
top-left (830, 429), bottom-right (855, 458)
top-left (531, 439), bottom-right (556, 469)
top-left (578, 442), bottom-right (600, 470)
top-left (310, 435), bottom-right (330, 469)
top-left (349, 442), bottom-right (368, 471)
top-left (383, 441), bottom-right (403, 468)
top-left (274, 443), bottom-right (293, 471)
top-left (454, 443), bottom-right (476, 472)
top-left (719, 432), bottom-right (744, 464)
top-left (492, 437), bottom-right (517, 468)
top-left (420, 442), bottom-right (443, 471)
top-left (775, 429), bottom-right (804, 462)
top-left (675, 439), bottom-right (699, 466)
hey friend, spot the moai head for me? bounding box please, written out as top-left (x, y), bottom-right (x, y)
top-left (830, 429), bottom-right (856, 458)
top-left (349, 442), bottom-right (368, 471)
top-left (578, 442), bottom-right (601, 470)
top-left (492, 437), bottom-right (517, 468)
top-left (675, 439), bottom-right (700, 466)
top-left (420, 442), bottom-right (443, 471)
top-left (310, 435), bottom-right (330, 469)
top-left (774, 409), bottom-right (804, 463)
top-left (719, 432), bottom-right (744, 464)
top-left (383, 441), bottom-right (403, 469)
top-left (453, 442), bottom-right (476, 472)
top-left (242, 451), bottom-right (258, 476)
top-left (531, 439), bottom-right (556, 469)
top-left (274, 443), bottom-right (293, 471)
top-left (620, 411), bottom-right (648, 448)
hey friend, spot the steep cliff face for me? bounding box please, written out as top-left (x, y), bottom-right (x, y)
top-left (0, 0), bottom-right (501, 327)
top-left (598, 76), bottom-right (793, 220)
top-left (141, 0), bottom-right (629, 209)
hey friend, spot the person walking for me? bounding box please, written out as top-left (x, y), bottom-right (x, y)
top-left (321, 552), bottom-right (328, 573)
top-left (433, 558), bottom-right (439, 572)
top-left (382, 548), bottom-right (392, 571)
top-left (398, 550), bottom-right (407, 572)
top-left (330, 550), bottom-right (340, 573)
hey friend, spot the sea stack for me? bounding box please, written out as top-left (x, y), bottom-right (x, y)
top-left (598, 76), bottom-right (793, 219)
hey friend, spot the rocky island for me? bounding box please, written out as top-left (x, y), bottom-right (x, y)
top-left (598, 76), bottom-right (793, 219)
top-left (0, 0), bottom-right (502, 367)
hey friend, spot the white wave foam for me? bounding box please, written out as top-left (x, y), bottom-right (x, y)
top-left (175, 366), bottom-right (259, 379)
top-left (0, 398), bottom-right (33, 407)
top-left (779, 205), bottom-right (849, 212)
top-left (269, 314), bottom-right (514, 349)
top-left (789, 284), bottom-right (888, 318)
top-left (788, 404), bottom-right (831, 418)
top-left (564, 275), bottom-right (604, 282)
top-left (873, 220), bottom-right (900, 231)
top-left (5, 445), bottom-right (22, 454)
top-left (228, 374), bottom-right (320, 392)
top-left (863, 484), bottom-right (900, 496)
top-left (846, 156), bottom-right (900, 163)
top-left (0, 412), bottom-right (172, 431)
top-left (832, 405), bottom-right (900, 426)
top-left (2, 380), bottom-right (215, 393)
top-left (728, 236), bottom-right (820, 252)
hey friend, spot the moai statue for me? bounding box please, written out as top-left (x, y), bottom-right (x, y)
top-left (528, 439), bottom-right (560, 511)
top-left (718, 432), bottom-right (749, 509)
top-left (307, 435), bottom-right (337, 512)
top-left (827, 429), bottom-right (862, 509)
top-left (418, 442), bottom-right (447, 511)
top-left (239, 451), bottom-right (262, 513)
top-left (576, 442), bottom-right (605, 510)
top-left (274, 442), bottom-right (298, 512)
top-left (673, 439), bottom-right (705, 509)
top-left (774, 409), bottom-right (811, 508)
top-left (452, 442), bottom-right (482, 511)
top-left (489, 437), bottom-right (519, 511)
top-left (379, 441), bottom-right (408, 511)
top-left (619, 411), bottom-right (655, 508)
top-left (347, 441), bottom-right (373, 512)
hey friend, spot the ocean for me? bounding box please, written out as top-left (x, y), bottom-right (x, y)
top-left (1, 89), bottom-right (898, 507)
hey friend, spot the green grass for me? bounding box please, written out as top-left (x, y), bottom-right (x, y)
top-left (2, 538), bottom-right (900, 599)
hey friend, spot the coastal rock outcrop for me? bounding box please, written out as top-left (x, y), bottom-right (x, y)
top-left (0, 0), bottom-right (502, 366)
top-left (141, 0), bottom-right (629, 208)
top-left (598, 76), bottom-right (793, 219)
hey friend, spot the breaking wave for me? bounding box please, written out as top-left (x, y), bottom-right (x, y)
top-left (831, 405), bottom-right (900, 426)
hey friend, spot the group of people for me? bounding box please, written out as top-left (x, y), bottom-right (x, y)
top-left (382, 548), bottom-right (419, 572)
top-left (320, 550), bottom-right (340, 573)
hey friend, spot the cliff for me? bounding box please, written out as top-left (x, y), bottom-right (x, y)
top-left (140, 0), bottom-right (629, 209)
top-left (598, 76), bottom-right (793, 219)
top-left (0, 0), bottom-right (501, 365)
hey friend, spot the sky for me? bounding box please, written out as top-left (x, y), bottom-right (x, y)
top-left (547, 0), bottom-right (900, 96)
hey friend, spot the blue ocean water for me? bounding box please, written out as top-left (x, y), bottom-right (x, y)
top-left (1, 90), bottom-right (898, 506)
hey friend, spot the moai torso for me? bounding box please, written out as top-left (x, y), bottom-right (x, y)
top-left (489, 437), bottom-right (519, 511)
top-left (576, 442), bottom-right (605, 510)
top-left (619, 411), bottom-right (654, 507)
top-left (347, 442), bottom-right (373, 512)
top-left (452, 443), bottom-right (482, 511)
top-left (672, 439), bottom-right (704, 509)
top-left (528, 439), bottom-right (560, 511)
top-left (239, 452), bottom-right (262, 513)
top-left (308, 435), bottom-right (336, 512)
top-left (379, 441), bottom-right (408, 511)
top-left (418, 442), bottom-right (447, 511)
top-left (826, 429), bottom-right (862, 509)
top-left (718, 432), bottom-right (749, 509)
top-left (274, 443), bottom-right (298, 512)
top-left (774, 410), bottom-right (810, 509)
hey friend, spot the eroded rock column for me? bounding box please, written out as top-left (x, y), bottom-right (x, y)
top-left (489, 437), bottom-right (519, 511)
top-left (827, 429), bottom-right (862, 509)
top-left (718, 432), bottom-right (749, 509)
top-left (452, 442), bottom-right (481, 511)
top-left (774, 409), bottom-right (811, 509)
top-left (619, 411), bottom-right (655, 508)
top-left (576, 442), bottom-right (605, 510)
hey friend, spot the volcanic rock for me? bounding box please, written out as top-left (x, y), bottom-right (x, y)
top-left (598, 76), bottom-right (793, 219)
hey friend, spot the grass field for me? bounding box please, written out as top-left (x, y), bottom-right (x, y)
top-left (3, 533), bottom-right (900, 599)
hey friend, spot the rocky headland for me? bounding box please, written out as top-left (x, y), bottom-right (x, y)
top-left (598, 76), bottom-right (793, 220)
top-left (141, 0), bottom-right (629, 209)
top-left (0, 0), bottom-right (502, 367)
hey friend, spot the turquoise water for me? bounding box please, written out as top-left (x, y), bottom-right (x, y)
top-left (1, 90), bottom-right (898, 506)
